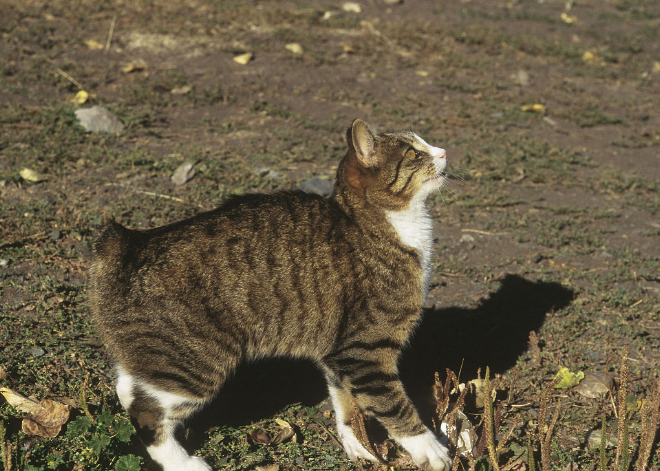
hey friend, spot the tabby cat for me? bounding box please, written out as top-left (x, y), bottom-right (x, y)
top-left (90, 119), bottom-right (451, 471)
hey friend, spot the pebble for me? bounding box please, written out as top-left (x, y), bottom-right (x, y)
top-left (49, 230), bottom-right (61, 241)
top-left (171, 162), bottom-right (196, 186)
top-left (30, 346), bottom-right (45, 357)
top-left (459, 233), bottom-right (476, 249)
top-left (298, 178), bottom-right (334, 197)
top-left (75, 106), bottom-right (125, 134)
top-left (0, 259), bottom-right (8, 267)
top-left (253, 168), bottom-right (283, 181)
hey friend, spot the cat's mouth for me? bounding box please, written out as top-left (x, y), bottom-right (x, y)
top-left (423, 171), bottom-right (446, 183)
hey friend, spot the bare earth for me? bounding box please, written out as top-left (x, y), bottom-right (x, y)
top-left (1, 0), bottom-right (659, 470)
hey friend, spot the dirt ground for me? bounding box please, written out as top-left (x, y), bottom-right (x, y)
top-left (1, 0), bottom-right (659, 470)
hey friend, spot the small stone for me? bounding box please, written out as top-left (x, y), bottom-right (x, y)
top-left (48, 230), bottom-right (61, 241)
top-left (298, 178), bottom-right (334, 197)
top-left (75, 106), bottom-right (124, 134)
top-left (383, 0), bottom-right (403, 4)
top-left (516, 69), bottom-right (530, 86)
top-left (171, 162), bottom-right (196, 186)
top-left (575, 373), bottom-right (612, 399)
top-left (253, 168), bottom-right (282, 181)
top-left (30, 346), bottom-right (45, 357)
top-left (342, 2), bottom-right (362, 13)
top-left (586, 428), bottom-right (616, 449)
top-left (0, 259), bottom-right (9, 267)
top-left (459, 234), bottom-right (475, 249)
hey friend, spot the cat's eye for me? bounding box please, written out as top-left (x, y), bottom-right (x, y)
top-left (405, 148), bottom-right (424, 160)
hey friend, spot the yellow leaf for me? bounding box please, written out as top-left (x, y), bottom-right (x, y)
top-left (122, 60), bottom-right (146, 73)
top-left (416, 70), bottom-right (429, 77)
top-left (73, 90), bottom-right (89, 104)
top-left (285, 43), bottom-right (303, 55)
top-left (582, 50), bottom-right (598, 64)
top-left (554, 367), bottom-right (585, 389)
top-left (233, 52), bottom-right (253, 65)
top-left (19, 168), bottom-right (45, 183)
top-left (653, 61), bottom-right (660, 73)
top-left (84, 39), bottom-right (104, 50)
top-left (521, 103), bottom-right (546, 113)
top-left (560, 12), bottom-right (577, 24)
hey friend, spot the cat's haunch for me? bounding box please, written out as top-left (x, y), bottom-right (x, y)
top-left (90, 119), bottom-right (451, 471)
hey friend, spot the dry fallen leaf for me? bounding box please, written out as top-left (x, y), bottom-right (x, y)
top-left (19, 168), bottom-right (45, 183)
top-left (122, 59), bottom-right (147, 73)
top-left (440, 409), bottom-right (477, 457)
top-left (560, 12), bottom-right (577, 24)
top-left (0, 387), bottom-right (70, 438)
top-left (170, 85), bottom-right (192, 95)
top-left (249, 428), bottom-right (272, 445)
top-left (0, 365), bottom-right (8, 380)
top-left (84, 39), bottom-right (105, 50)
top-left (285, 43), bottom-right (303, 55)
top-left (233, 52), bottom-right (253, 65)
top-left (272, 418), bottom-right (295, 444)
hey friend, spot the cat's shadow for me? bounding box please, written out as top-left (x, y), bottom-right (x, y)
top-left (190, 274), bottom-right (573, 431)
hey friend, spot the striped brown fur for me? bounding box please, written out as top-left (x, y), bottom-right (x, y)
top-left (90, 119), bottom-right (451, 470)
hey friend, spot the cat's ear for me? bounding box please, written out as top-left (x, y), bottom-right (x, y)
top-left (348, 119), bottom-right (378, 168)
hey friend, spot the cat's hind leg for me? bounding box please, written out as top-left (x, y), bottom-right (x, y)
top-left (116, 368), bottom-right (211, 471)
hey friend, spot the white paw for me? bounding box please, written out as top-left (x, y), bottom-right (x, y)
top-left (398, 430), bottom-right (452, 471)
top-left (337, 422), bottom-right (379, 462)
top-left (181, 456), bottom-right (212, 471)
top-left (148, 442), bottom-right (212, 471)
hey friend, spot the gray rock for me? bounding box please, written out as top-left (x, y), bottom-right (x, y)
top-left (298, 178), bottom-right (334, 197)
top-left (30, 346), bottom-right (45, 357)
top-left (75, 106), bottom-right (125, 133)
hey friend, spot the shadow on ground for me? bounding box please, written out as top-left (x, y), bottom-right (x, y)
top-left (187, 274), bottom-right (574, 434)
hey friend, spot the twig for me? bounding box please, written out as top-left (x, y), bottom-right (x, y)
top-left (317, 419), bottom-right (344, 450)
top-left (461, 229), bottom-right (510, 236)
top-left (45, 58), bottom-right (84, 90)
top-left (105, 14), bottom-right (117, 52)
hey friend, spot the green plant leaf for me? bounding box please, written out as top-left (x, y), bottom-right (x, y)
top-left (89, 433), bottom-right (112, 455)
top-left (66, 415), bottom-right (93, 436)
top-left (114, 418), bottom-right (135, 443)
top-left (115, 454), bottom-right (143, 471)
top-left (554, 367), bottom-right (585, 389)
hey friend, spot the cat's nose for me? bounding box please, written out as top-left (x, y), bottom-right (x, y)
top-left (431, 147), bottom-right (446, 159)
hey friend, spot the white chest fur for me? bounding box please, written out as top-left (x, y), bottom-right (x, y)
top-left (385, 203), bottom-right (434, 297)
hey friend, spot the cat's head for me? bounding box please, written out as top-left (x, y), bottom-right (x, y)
top-left (337, 119), bottom-right (447, 211)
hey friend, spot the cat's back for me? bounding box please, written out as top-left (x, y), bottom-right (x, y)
top-left (89, 191), bottom-right (356, 315)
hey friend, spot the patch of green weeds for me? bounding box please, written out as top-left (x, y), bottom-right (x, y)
top-left (568, 107), bottom-right (624, 128)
